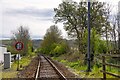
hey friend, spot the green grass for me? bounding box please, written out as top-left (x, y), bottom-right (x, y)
top-left (0, 65), bottom-right (2, 79)
top-left (2, 71), bottom-right (18, 78)
top-left (2, 55), bottom-right (32, 78)
top-left (52, 56), bottom-right (120, 78)
top-left (11, 56), bottom-right (31, 70)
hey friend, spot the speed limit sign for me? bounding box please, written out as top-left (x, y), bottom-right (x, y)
top-left (15, 42), bottom-right (24, 51)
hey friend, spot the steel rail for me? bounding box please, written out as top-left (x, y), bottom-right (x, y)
top-left (35, 55), bottom-right (67, 80)
top-left (44, 56), bottom-right (67, 80)
top-left (35, 58), bottom-right (40, 80)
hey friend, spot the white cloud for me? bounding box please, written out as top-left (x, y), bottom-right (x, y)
top-left (1, 0), bottom-right (120, 40)
top-left (1, 0), bottom-right (65, 39)
top-left (0, 0), bottom-right (2, 35)
top-left (2, 0), bottom-right (62, 9)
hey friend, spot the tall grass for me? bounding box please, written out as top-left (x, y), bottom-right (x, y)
top-left (52, 53), bottom-right (120, 78)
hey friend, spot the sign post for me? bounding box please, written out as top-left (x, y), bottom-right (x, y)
top-left (15, 41), bottom-right (23, 71)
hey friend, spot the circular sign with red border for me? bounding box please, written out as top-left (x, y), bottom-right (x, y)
top-left (15, 42), bottom-right (24, 51)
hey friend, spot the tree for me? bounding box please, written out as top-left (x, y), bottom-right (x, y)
top-left (41, 25), bottom-right (62, 47)
top-left (40, 25), bottom-right (69, 56)
top-left (54, 0), bottom-right (110, 54)
top-left (107, 6), bottom-right (120, 53)
top-left (40, 25), bottom-right (62, 54)
top-left (110, 15), bottom-right (118, 51)
top-left (117, 10), bottom-right (120, 51)
top-left (54, 1), bottom-right (86, 53)
top-left (11, 26), bottom-right (31, 56)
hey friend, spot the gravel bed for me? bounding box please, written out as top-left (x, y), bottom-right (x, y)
top-left (48, 57), bottom-right (76, 78)
top-left (19, 56), bottom-right (76, 79)
top-left (19, 57), bottom-right (39, 78)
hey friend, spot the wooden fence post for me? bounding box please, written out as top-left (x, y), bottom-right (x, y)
top-left (102, 55), bottom-right (106, 79)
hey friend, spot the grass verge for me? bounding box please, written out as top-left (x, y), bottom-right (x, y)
top-left (52, 56), bottom-right (120, 78)
top-left (2, 55), bottom-right (32, 78)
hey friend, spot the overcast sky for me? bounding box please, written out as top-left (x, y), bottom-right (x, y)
top-left (0, 0), bottom-right (120, 40)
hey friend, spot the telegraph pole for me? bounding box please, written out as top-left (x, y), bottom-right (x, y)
top-left (87, 0), bottom-right (91, 72)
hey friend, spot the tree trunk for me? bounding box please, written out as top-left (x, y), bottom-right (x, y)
top-left (117, 16), bottom-right (120, 52)
top-left (113, 24), bottom-right (117, 51)
top-left (118, 31), bottom-right (120, 51)
top-left (105, 26), bottom-right (109, 52)
top-left (75, 28), bottom-right (81, 53)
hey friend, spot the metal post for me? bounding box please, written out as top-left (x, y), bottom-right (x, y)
top-left (102, 55), bottom-right (106, 79)
top-left (17, 54), bottom-right (19, 71)
top-left (87, 0), bottom-right (91, 72)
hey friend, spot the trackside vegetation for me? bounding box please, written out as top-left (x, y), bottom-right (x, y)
top-left (38, 0), bottom-right (120, 78)
top-left (38, 25), bottom-right (70, 57)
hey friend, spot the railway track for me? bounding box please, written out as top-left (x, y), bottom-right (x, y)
top-left (35, 55), bottom-right (67, 80)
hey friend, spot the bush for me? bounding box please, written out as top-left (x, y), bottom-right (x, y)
top-left (50, 44), bottom-right (64, 56)
top-left (39, 41), bottom-right (69, 57)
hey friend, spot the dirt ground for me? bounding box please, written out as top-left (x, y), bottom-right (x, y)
top-left (19, 57), bottom-right (39, 78)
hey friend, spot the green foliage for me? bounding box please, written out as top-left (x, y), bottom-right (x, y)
top-left (7, 46), bottom-right (18, 54)
top-left (11, 56), bottom-right (31, 70)
top-left (2, 56), bottom-right (31, 78)
top-left (51, 45), bottom-right (62, 55)
top-left (40, 42), bottom-right (69, 56)
top-left (82, 28), bottom-right (107, 55)
top-left (54, 1), bottom-right (110, 53)
top-left (96, 40), bottom-right (107, 54)
top-left (41, 25), bottom-right (62, 48)
top-left (91, 28), bottom-right (107, 54)
top-left (53, 55), bottom-right (119, 78)
top-left (39, 25), bottom-right (69, 56)
top-left (50, 42), bottom-right (68, 56)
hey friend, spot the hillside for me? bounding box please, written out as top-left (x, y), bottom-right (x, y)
top-left (0, 39), bottom-right (43, 49)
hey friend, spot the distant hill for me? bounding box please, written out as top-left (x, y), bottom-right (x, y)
top-left (32, 39), bottom-right (43, 49)
top-left (0, 39), bottom-right (43, 49)
top-left (0, 40), bottom-right (11, 46)
top-left (0, 39), bottom-right (84, 49)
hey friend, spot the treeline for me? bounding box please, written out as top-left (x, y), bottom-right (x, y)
top-left (38, 0), bottom-right (120, 65)
top-left (53, 0), bottom-right (120, 54)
